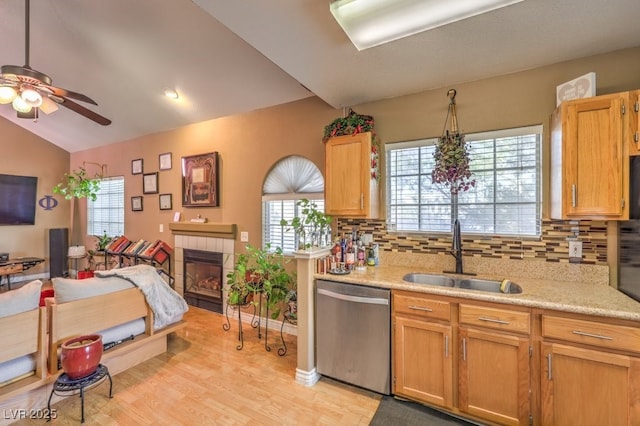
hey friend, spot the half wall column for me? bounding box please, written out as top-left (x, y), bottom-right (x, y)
top-left (293, 247), bottom-right (330, 386)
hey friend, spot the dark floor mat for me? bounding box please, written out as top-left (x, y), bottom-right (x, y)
top-left (370, 396), bottom-right (481, 426)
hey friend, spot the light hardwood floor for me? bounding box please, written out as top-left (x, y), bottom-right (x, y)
top-left (16, 306), bottom-right (381, 425)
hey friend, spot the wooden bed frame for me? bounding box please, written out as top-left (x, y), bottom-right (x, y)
top-left (0, 288), bottom-right (185, 423)
top-left (0, 307), bottom-right (47, 401)
top-left (48, 287), bottom-right (186, 376)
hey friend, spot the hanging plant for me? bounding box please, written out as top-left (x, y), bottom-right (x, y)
top-left (431, 90), bottom-right (475, 195)
top-left (323, 109), bottom-right (381, 180)
top-left (53, 166), bottom-right (102, 201)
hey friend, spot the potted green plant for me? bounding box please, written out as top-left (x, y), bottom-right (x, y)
top-left (280, 199), bottom-right (332, 250)
top-left (53, 166), bottom-right (102, 201)
top-left (225, 244), bottom-right (295, 319)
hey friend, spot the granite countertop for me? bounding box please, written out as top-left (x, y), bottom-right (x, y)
top-left (314, 264), bottom-right (640, 322)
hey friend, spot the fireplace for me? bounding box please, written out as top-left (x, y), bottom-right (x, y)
top-left (183, 249), bottom-right (224, 313)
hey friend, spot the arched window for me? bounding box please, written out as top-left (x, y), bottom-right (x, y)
top-left (262, 155), bottom-right (324, 253)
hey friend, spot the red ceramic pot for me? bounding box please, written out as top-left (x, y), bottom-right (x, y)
top-left (60, 334), bottom-right (103, 379)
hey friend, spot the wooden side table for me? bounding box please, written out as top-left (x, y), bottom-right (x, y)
top-left (47, 364), bottom-right (113, 423)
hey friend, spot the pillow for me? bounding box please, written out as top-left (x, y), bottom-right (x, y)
top-left (52, 276), bottom-right (134, 304)
top-left (0, 280), bottom-right (42, 318)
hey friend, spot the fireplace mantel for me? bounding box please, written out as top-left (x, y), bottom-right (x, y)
top-left (169, 222), bottom-right (237, 239)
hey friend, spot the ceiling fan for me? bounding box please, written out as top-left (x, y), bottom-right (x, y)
top-left (0, 0), bottom-right (111, 125)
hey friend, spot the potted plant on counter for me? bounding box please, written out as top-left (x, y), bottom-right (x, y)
top-left (280, 199), bottom-right (332, 251)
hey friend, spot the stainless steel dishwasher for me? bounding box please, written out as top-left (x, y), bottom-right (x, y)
top-left (315, 279), bottom-right (391, 394)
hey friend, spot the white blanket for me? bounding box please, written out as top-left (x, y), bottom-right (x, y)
top-left (95, 265), bottom-right (188, 330)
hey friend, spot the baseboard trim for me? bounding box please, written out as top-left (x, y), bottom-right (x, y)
top-left (295, 368), bottom-right (320, 386)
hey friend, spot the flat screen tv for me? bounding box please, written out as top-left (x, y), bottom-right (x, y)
top-left (0, 174), bottom-right (38, 225)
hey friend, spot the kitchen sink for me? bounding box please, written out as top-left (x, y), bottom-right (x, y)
top-left (402, 273), bottom-right (522, 294)
top-left (402, 273), bottom-right (456, 287)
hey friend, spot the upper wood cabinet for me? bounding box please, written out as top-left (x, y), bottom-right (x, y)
top-left (550, 92), bottom-right (630, 220)
top-left (324, 132), bottom-right (380, 218)
top-left (629, 90), bottom-right (640, 155)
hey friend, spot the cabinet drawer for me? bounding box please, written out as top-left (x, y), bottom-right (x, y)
top-left (542, 315), bottom-right (640, 353)
top-left (459, 304), bottom-right (530, 335)
top-left (393, 293), bottom-right (451, 321)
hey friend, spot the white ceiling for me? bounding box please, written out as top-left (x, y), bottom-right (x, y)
top-left (0, 0), bottom-right (639, 153)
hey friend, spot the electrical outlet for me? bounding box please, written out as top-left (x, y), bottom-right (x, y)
top-left (240, 231), bottom-right (249, 242)
top-left (569, 240), bottom-right (582, 259)
top-left (159, 224), bottom-right (164, 233)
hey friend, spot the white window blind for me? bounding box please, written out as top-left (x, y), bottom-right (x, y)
top-left (262, 197), bottom-right (325, 253)
top-left (386, 126), bottom-right (542, 236)
top-left (87, 176), bottom-right (125, 237)
top-left (262, 156), bottom-right (325, 253)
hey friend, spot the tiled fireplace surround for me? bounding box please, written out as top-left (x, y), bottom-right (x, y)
top-left (169, 223), bottom-right (237, 305)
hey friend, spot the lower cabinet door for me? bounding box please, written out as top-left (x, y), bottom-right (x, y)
top-left (394, 316), bottom-right (453, 408)
top-left (458, 327), bottom-right (531, 425)
top-left (541, 342), bottom-right (640, 426)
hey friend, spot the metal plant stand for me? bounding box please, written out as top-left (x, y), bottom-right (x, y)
top-left (278, 303), bottom-right (297, 356)
top-left (223, 300), bottom-right (257, 350)
top-left (47, 364), bottom-right (112, 423)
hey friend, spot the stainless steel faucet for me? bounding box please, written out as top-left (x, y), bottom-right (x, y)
top-left (450, 219), bottom-right (463, 274)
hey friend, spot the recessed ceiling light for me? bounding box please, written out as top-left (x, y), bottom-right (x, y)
top-left (163, 88), bottom-right (179, 100)
top-left (330, 0), bottom-right (524, 50)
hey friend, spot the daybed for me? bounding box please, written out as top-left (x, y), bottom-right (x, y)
top-left (0, 265), bottom-right (187, 423)
top-left (48, 264), bottom-right (188, 376)
top-left (0, 280), bottom-right (49, 421)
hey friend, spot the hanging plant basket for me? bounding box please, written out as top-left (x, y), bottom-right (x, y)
top-left (53, 162), bottom-right (106, 201)
top-left (323, 109), bottom-right (381, 180)
top-left (431, 90), bottom-right (475, 195)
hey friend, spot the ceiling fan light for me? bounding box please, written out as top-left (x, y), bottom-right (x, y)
top-left (20, 86), bottom-right (43, 107)
top-left (0, 86), bottom-right (17, 104)
top-left (12, 95), bottom-right (33, 113)
top-left (163, 88), bottom-right (179, 100)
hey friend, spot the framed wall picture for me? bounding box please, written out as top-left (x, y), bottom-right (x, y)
top-left (159, 193), bottom-right (172, 210)
top-left (159, 152), bottom-right (172, 171)
top-left (131, 158), bottom-right (143, 175)
top-left (143, 172), bottom-right (159, 194)
top-left (181, 152), bottom-right (219, 207)
top-left (131, 196), bottom-right (143, 211)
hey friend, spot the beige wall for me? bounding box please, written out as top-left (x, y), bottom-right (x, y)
top-left (4, 47), bottom-right (639, 278)
top-left (71, 96), bottom-right (338, 253)
top-left (0, 118), bottom-right (70, 275)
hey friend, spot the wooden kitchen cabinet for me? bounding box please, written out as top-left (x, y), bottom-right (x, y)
top-left (629, 90), bottom-right (640, 155)
top-left (393, 291), bottom-right (453, 408)
top-left (393, 292), bottom-right (532, 424)
top-left (541, 314), bottom-right (640, 425)
top-left (550, 92), bottom-right (630, 220)
top-left (458, 304), bottom-right (532, 426)
top-left (324, 132), bottom-right (380, 218)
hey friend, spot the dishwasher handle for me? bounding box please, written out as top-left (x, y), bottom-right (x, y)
top-left (317, 288), bottom-right (389, 306)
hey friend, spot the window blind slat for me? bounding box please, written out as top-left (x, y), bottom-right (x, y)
top-left (87, 177), bottom-right (125, 237)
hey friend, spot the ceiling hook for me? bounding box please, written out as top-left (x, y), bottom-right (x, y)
top-left (447, 89), bottom-right (457, 104)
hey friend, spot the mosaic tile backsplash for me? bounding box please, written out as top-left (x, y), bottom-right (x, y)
top-left (336, 218), bottom-right (608, 266)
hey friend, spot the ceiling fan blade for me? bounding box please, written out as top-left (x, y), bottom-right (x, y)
top-left (53, 96), bottom-right (111, 126)
top-left (43, 84), bottom-right (98, 105)
top-left (39, 96), bottom-right (59, 114)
